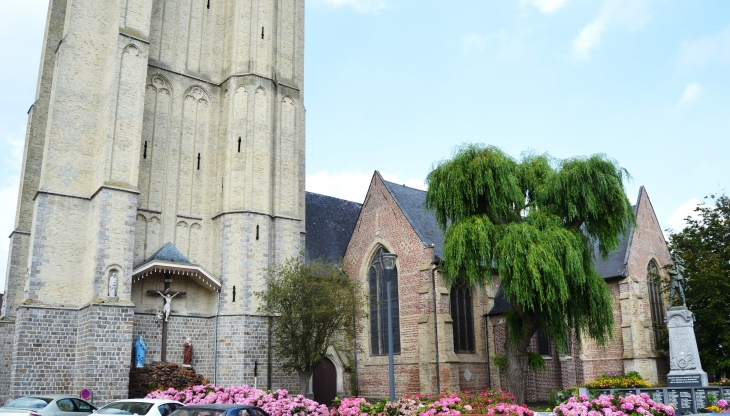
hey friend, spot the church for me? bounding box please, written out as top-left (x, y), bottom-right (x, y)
top-left (0, 0), bottom-right (671, 407)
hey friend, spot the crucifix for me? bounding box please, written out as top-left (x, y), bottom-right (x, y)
top-left (146, 274), bottom-right (186, 362)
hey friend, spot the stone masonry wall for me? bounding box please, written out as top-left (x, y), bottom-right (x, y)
top-left (0, 320), bottom-right (15, 405)
top-left (10, 307), bottom-right (79, 398)
top-left (75, 305), bottom-right (135, 405)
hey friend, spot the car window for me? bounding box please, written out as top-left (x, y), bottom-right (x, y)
top-left (252, 409), bottom-right (267, 416)
top-left (170, 409), bottom-right (226, 416)
top-left (57, 399), bottom-right (75, 412)
top-left (72, 399), bottom-right (94, 412)
top-left (158, 404), bottom-right (175, 416)
top-left (98, 402), bottom-right (154, 415)
top-left (169, 404), bottom-right (183, 411)
top-left (4, 398), bottom-right (51, 409)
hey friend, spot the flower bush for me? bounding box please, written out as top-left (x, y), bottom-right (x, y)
top-left (330, 390), bottom-right (532, 416)
top-left (703, 398), bottom-right (730, 413)
top-left (712, 378), bottom-right (730, 387)
top-left (146, 384), bottom-right (329, 416)
top-left (554, 393), bottom-right (675, 416)
top-left (582, 371), bottom-right (652, 389)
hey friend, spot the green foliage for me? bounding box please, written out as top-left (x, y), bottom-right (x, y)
top-left (549, 388), bottom-right (579, 407)
top-left (669, 194), bottom-right (730, 377)
top-left (527, 352), bottom-right (546, 372)
top-left (426, 144), bottom-right (633, 403)
top-left (256, 257), bottom-right (365, 377)
top-left (492, 354), bottom-right (508, 371)
top-left (426, 145), bottom-right (632, 351)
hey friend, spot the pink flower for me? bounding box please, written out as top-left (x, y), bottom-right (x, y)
top-left (719, 400), bottom-right (728, 408)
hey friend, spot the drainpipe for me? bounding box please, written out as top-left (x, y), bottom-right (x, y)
top-left (485, 315), bottom-right (492, 389)
top-left (431, 254), bottom-right (441, 395)
top-left (214, 289), bottom-right (221, 384)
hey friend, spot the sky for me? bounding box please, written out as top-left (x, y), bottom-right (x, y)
top-left (1, 0), bottom-right (729, 290)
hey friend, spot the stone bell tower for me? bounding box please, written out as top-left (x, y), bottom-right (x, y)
top-left (1, 0), bottom-right (305, 404)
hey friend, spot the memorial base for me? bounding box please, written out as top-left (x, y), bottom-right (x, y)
top-left (667, 373), bottom-right (708, 387)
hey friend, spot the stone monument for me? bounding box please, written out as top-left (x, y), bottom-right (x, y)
top-left (666, 252), bottom-right (708, 387)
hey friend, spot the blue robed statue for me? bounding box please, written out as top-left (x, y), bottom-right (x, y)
top-left (134, 335), bottom-right (146, 368)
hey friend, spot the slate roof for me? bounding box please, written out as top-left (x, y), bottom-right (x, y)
top-left (305, 192), bottom-right (362, 263)
top-left (381, 176), bottom-right (444, 257)
top-left (142, 242), bottom-right (192, 266)
top-left (486, 284), bottom-right (511, 316)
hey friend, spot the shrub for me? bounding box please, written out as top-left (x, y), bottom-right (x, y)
top-left (146, 384), bottom-right (328, 416)
top-left (129, 362), bottom-right (205, 398)
top-left (554, 393), bottom-right (674, 416)
top-left (548, 388), bottom-right (579, 407)
top-left (582, 371), bottom-right (651, 389)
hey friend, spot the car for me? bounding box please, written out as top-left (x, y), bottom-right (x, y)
top-left (169, 405), bottom-right (269, 416)
top-left (0, 395), bottom-right (96, 416)
top-left (95, 399), bottom-right (183, 416)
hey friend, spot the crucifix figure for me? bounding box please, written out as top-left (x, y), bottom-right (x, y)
top-left (146, 276), bottom-right (186, 362)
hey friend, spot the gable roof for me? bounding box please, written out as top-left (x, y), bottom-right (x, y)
top-left (132, 242), bottom-right (221, 291)
top-left (305, 192), bottom-right (362, 263)
top-left (379, 172), bottom-right (444, 257)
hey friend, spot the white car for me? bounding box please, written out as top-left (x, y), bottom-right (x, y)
top-left (0, 395), bottom-right (96, 416)
top-left (95, 400), bottom-right (183, 416)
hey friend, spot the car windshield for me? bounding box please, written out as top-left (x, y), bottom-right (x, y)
top-left (170, 409), bottom-right (228, 416)
top-left (4, 398), bottom-right (52, 409)
top-left (98, 402), bottom-right (155, 415)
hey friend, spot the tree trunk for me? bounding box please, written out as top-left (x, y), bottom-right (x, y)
top-left (296, 369), bottom-right (313, 397)
top-left (505, 338), bottom-right (530, 405)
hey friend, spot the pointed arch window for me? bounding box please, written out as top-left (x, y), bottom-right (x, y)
top-left (647, 259), bottom-right (667, 349)
top-left (369, 247), bottom-right (401, 355)
top-left (450, 281), bottom-right (475, 353)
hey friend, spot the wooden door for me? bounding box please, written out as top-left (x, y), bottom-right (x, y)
top-left (312, 357), bottom-right (337, 406)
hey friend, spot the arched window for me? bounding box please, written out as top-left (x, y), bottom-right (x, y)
top-left (450, 282), bottom-right (475, 353)
top-left (647, 259), bottom-right (667, 349)
top-left (369, 247), bottom-right (401, 355)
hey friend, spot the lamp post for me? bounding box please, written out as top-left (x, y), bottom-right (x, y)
top-left (380, 252), bottom-right (398, 402)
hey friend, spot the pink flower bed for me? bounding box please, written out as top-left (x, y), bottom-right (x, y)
top-left (553, 394), bottom-right (675, 416)
top-left (146, 384), bottom-right (329, 416)
top-left (330, 393), bottom-right (533, 416)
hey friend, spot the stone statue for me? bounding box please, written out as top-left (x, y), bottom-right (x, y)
top-left (108, 272), bottom-right (118, 298)
top-left (668, 251), bottom-right (687, 308)
top-left (134, 335), bottom-right (147, 368)
top-left (183, 339), bottom-right (193, 367)
top-left (156, 290), bottom-right (180, 322)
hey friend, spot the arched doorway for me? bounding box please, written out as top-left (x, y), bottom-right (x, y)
top-left (312, 357), bottom-right (337, 406)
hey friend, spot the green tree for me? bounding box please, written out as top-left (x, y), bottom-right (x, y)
top-left (425, 145), bottom-right (634, 404)
top-left (668, 194), bottom-right (730, 377)
top-left (256, 257), bottom-right (364, 396)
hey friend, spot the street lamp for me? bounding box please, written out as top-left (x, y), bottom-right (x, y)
top-left (380, 252), bottom-right (398, 401)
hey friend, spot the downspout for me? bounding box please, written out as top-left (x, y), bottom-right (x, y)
top-left (485, 314), bottom-right (492, 389)
top-left (431, 255), bottom-right (441, 395)
top-left (214, 289), bottom-right (221, 384)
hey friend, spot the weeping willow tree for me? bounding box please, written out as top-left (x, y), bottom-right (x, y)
top-left (425, 144), bottom-right (635, 404)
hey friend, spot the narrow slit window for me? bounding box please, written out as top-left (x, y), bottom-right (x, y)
top-left (232, 286), bottom-right (236, 302)
top-left (256, 225), bottom-right (259, 240)
top-left (537, 328), bottom-right (550, 356)
top-left (207, 0), bottom-right (210, 9)
top-left (197, 153), bottom-right (201, 170)
top-left (238, 137), bottom-right (241, 153)
top-left (261, 27), bottom-right (265, 39)
top-left (450, 281), bottom-right (475, 353)
top-left (143, 141), bottom-right (148, 159)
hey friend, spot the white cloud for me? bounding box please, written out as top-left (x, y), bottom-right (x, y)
top-left (571, 0), bottom-right (652, 60)
top-left (462, 33), bottom-right (492, 52)
top-left (318, 0), bottom-right (388, 14)
top-left (677, 26), bottom-right (730, 70)
top-left (679, 82), bottom-right (703, 104)
top-left (306, 170), bottom-right (426, 203)
top-left (521, 0), bottom-right (568, 15)
top-left (572, 19), bottom-right (607, 60)
top-left (667, 198), bottom-right (702, 233)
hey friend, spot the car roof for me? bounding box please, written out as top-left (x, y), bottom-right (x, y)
top-left (180, 405), bottom-right (258, 410)
top-left (103, 400), bottom-right (182, 405)
top-left (25, 395), bottom-right (82, 400)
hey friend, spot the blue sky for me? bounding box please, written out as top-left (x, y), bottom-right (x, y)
top-left (1, 0), bottom-right (729, 290)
